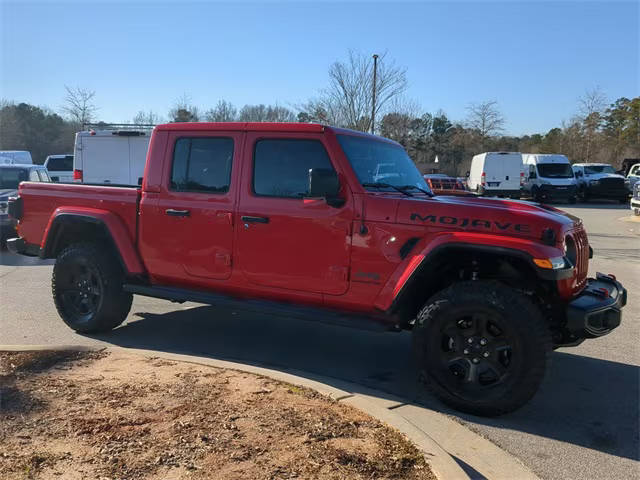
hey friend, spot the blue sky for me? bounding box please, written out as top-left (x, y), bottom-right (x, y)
top-left (1, 1), bottom-right (638, 135)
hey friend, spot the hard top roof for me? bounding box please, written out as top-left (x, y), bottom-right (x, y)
top-left (153, 122), bottom-right (401, 146)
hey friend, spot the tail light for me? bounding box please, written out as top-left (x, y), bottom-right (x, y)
top-left (481, 172), bottom-right (486, 186)
top-left (73, 169), bottom-right (83, 182)
top-left (520, 171), bottom-right (525, 186)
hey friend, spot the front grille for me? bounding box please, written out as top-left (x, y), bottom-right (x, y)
top-left (600, 177), bottom-right (624, 189)
top-left (571, 228), bottom-right (589, 291)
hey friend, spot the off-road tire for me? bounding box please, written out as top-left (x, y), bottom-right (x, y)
top-left (412, 280), bottom-right (552, 416)
top-left (52, 243), bottom-right (132, 333)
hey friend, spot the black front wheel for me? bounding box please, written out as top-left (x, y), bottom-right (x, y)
top-left (52, 243), bottom-right (132, 333)
top-left (412, 281), bottom-right (551, 416)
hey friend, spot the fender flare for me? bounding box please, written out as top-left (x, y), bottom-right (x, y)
top-left (373, 231), bottom-right (566, 312)
top-left (40, 207), bottom-right (145, 275)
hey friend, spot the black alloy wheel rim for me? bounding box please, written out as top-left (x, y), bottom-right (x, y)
top-left (59, 260), bottom-right (103, 321)
top-left (430, 309), bottom-right (515, 396)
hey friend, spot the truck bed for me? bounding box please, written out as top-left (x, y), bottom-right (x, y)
top-left (16, 182), bottom-right (139, 250)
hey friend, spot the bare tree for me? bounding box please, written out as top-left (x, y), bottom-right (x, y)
top-left (465, 100), bottom-right (505, 148)
top-left (132, 110), bottom-right (161, 125)
top-left (169, 94), bottom-right (200, 122)
top-left (61, 86), bottom-right (98, 126)
top-left (578, 86), bottom-right (607, 161)
top-left (238, 104), bottom-right (295, 122)
top-left (204, 100), bottom-right (238, 122)
top-left (308, 50), bottom-right (408, 132)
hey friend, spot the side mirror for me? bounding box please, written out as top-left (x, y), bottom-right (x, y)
top-left (465, 171), bottom-right (470, 178)
top-left (308, 168), bottom-right (344, 207)
top-left (530, 171), bottom-right (537, 179)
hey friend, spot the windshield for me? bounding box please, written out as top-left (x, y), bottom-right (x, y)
top-left (337, 135), bottom-right (430, 192)
top-left (537, 163), bottom-right (574, 178)
top-left (0, 168), bottom-right (28, 189)
top-left (584, 165), bottom-right (616, 175)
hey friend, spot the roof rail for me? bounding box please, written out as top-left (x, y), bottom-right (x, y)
top-left (83, 123), bottom-right (156, 130)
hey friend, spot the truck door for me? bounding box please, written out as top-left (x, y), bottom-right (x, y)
top-left (139, 131), bottom-right (241, 283)
top-left (236, 133), bottom-right (352, 295)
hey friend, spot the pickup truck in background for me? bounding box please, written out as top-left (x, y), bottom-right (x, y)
top-left (7, 122), bottom-right (627, 416)
top-left (572, 163), bottom-right (630, 203)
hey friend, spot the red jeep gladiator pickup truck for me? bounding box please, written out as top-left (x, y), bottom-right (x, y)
top-left (7, 122), bottom-right (627, 415)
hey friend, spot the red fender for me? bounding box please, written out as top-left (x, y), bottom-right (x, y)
top-left (42, 206), bottom-right (145, 275)
top-left (373, 231), bottom-right (563, 311)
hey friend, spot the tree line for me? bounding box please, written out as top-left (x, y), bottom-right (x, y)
top-left (1, 51), bottom-right (638, 173)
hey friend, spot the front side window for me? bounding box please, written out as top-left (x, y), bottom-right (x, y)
top-left (253, 139), bottom-right (334, 198)
top-left (337, 134), bottom-right (429, 192)
top-left (170, 137), bottom-right (234, 193)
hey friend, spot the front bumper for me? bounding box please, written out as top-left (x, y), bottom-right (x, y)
top-left (565, 273), bottom-right (626, 341)
top-left (537, 184), bottom-right (576, 199)
top-left (585, 185), bottom-right (629, 200)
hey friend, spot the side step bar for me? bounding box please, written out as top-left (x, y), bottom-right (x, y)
top-left (123, 284), bottom-right (396, 332)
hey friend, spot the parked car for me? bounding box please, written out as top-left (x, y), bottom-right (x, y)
top-left (73, 128), bottom-right (151, 185)
top-left (0, 164), bottom-right (50, 242)
top-left (572, 163), bottom-right (629, 203)
top-left (631, 182), bottom-right (640, 216)
top-left (7, 122), bottom-right (627, 416)
top-left (424, 174), bottom-right (474, 196)
top-left (44, 154), bottom-right (74, 183)
top-left (0, 150), bottom-right (33, 165)
top-left (625, 163), bottom-right (640, 192)
top-left (467, 152), bottom-right (522, 198)
top-left (522, 154), bottom-right (577, 203)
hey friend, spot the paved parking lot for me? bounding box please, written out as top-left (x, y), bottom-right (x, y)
top-left (1, 202), bottom-right (638, 480)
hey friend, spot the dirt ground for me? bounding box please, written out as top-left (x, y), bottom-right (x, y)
top-left (0, 350), bottom-right (435, 480)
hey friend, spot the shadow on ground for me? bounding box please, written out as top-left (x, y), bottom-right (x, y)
top-left (0, 249), bottom-right (54, 267)
top-left (87, 304), bottom-right (639, 463)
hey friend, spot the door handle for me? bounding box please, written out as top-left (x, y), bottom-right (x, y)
top-left (241, 215), bottom-right (269, 224)
top-left (166, 208), bottom-right (190, 217)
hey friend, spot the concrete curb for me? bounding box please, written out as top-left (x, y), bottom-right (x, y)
top-left (1, 345), bottom-right (540, 480)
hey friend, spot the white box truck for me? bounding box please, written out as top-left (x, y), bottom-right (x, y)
top-left (522, 154), bottom-right (577, 203)
top-left (73, 128), bottom-right (151, 185)
top-left (467, 152), bottom-right (522, 198)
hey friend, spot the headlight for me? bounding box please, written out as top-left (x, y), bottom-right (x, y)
top-left (589, 180), bottom-right (600, 186)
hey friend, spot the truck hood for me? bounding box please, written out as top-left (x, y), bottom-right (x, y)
top-left (0, 188), bottom-right (17, 202)
top-left (395, 194), bottom-right (578, 242)
top-left (585, 172), bottom-right (625, 181)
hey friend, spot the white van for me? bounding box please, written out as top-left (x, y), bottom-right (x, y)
top-left (467, 152), bottom-right (522, 198)
top-left (44, 154), bottom-right (74, 183)
top-left (73, 129), bottom-right (151, 185)
top-left (522, 154), bottom-right (577, 203)
top-left (0, 151), bottom-right (33, 165)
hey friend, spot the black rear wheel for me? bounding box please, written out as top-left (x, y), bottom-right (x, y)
top-left (413, 281), bottom-right (551, 416)
top-left (52, 243), bottom-right (132, 333)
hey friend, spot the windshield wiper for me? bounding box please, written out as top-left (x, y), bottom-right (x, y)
top-left (362, 182), bottom-right (413, 197)
top-left (397, 185), bottom-right (434, 197)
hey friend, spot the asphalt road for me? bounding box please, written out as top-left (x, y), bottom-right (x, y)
top-left (1, 202), bottom-right (638, 480)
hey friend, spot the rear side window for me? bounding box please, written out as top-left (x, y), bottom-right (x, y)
top-left (47, 156), bottom-right (73, 171)
top-left (29, 170), bottom-right (40, 181)
top-left (37, 170), bottom-right (51, 182)
top-left (170, 137), bottom-right (234, 193)
top-left (253, 139), bottom-right (334, 198)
